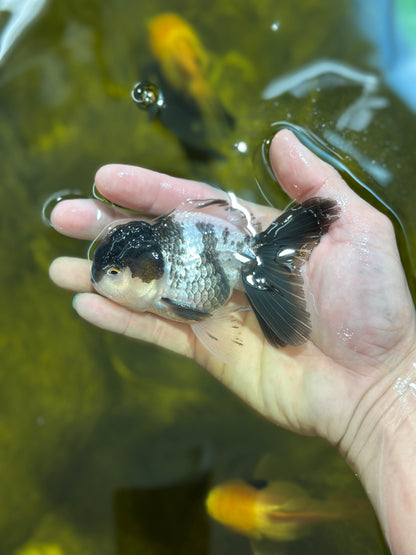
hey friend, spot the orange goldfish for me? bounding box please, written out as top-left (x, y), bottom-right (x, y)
top-left (206, 479), bottom-right (371, 542)
top-left (148, 13), bottom-right (219, 118)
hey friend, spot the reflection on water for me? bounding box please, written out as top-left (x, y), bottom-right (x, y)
top-left (254, 121), bottom-right (416, 300)
top-left (41, 189), bottom-right (85, 227)
top-left (0, 0), bottom-right (49, 64)
top-left (1, 0), bottom-right (414, 553)
top-left (352, 0), bottom-right (416, 111)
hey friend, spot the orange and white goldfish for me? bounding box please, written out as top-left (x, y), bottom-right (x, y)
top-left (206, 479), bottom-right (371, 542)
top-left (147, 12), bottom-right (219, 118)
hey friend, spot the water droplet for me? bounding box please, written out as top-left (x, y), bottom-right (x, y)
top-left (270, 21), bottom-right (280, 32)
top-left (92, 182), bottom-right (107, 202)
top-left (131, 80), bottom-right (165, 111)
top-left (87, 218), bottom-right (131, 262)
top-left (42, 189), bottom-right (84, 226)
top-left (233, 141), bottom-right (248, 154)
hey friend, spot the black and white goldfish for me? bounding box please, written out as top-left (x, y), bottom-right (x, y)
top-left (90, 194), bottom-right (339, 359)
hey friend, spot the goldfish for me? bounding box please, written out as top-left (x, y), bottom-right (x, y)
top-left (147, 12), bottom-right (220, 119)
top-left (206, 478), bottom-right (370, 542)
top-left (91, 195), bottom-right (339, 360)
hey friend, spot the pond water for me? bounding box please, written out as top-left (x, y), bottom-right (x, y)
top-left (1, 0), bottom-right (414, 553)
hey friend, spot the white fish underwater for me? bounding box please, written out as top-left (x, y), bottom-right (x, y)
top-left (90, 195), bottom-right (339, 360)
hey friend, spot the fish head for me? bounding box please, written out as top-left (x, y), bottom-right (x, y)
top-left (206, 480), bottom-right (263, 538)
top-left (91, 221), bottom-right (165, 311)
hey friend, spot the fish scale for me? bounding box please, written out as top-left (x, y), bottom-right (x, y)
top-left (154, 213), bottom-right (248, 311)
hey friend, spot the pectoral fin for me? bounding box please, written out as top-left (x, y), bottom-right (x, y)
top-left (161, 298), bottom-right (211, 321)
top-left (191, 305), bottom-right (249, 364)
top-left (160, 298), bottom-right (248, 363)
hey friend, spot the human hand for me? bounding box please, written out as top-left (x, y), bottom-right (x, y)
top-left (49, 129), bottom-right (416, 445)
top-left (49, 129), bottom-right (416, 553)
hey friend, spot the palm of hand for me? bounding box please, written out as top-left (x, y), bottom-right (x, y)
top-left (49, 130), bottom-right (416, 447)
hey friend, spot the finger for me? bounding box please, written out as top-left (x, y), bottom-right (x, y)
top-left (269, 129), bottom-right (390, 238)
top-left (95, 164), bottom-right (278, 222)
top-left (73, 292), bottom-right (195, 358)
top-left (95, 165), bottom-right (278, 225)
top-left (94, 164), bottom-right (226, 213)
top-left (51, 175), bottom-right (278, 241)
top-left (50, 199), bottom-right (137, 240)
top-left (49, 257), bottom-right (93, 292)
top-left (269, 129), bottom-right (363, 207)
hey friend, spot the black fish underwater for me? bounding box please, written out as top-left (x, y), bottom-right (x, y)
top-left (91, 194), bottom-right (339, 360)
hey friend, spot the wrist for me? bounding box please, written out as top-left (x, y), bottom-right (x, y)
top-left (339, 347), bottom-right (416, 554)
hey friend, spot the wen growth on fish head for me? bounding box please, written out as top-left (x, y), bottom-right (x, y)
top-left (91, 221), bottom-right (165, 310)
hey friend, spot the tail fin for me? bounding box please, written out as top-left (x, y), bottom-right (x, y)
top-left (241, 198), bottom-right (340, 347)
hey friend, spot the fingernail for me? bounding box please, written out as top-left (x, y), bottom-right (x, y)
top-left (72, 294), bottom-right (80, 310)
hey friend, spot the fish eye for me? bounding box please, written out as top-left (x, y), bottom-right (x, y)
top-left (106, 266), bottom-right (121, 275)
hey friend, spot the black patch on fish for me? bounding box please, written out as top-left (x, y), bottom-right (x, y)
top-left (154, 217), bottom-right (186, 263)
top-left (195, 221), bottom-right (216, 239)
top-left (162, 298), bottom-right (212, 321)
top-left (154, 216), bottom-right (231, 312)
top-left (129, 250), bottom-right (164, 282)
top-left (242, 197), bottom-right (340, 348)
top-left (196, 221), bottom-right (231, 309)
top-left (155, 218), bottom-right (188, 284)
top-left (92, 221), bottom-right (164, 283)
top-left (155, 215), bottom-right (185, 240)
top-left (221, 227), bottom-right (230, 243)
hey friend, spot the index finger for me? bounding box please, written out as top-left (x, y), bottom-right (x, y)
top-left (95, 164), bottom-right (278, 222)
top-left (94, 164), bottom-right (225, 214)
top-left (49, 169), bottom-right (227, 241)
top-left (51, 166), bottom-right (279, 242)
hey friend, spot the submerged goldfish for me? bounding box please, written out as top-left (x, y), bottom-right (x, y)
top-left (90, 194), bottom-right (339, 360)
top-left (147, 12), bottom-right (219, 118)
top-left (206, 479), bottom-right (369, 542)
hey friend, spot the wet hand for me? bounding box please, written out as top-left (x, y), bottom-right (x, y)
top-left (49, 130), bottom-right (416, 450)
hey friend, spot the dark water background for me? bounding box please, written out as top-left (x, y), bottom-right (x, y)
top-left (1, 0), bottom-right (415, 553)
